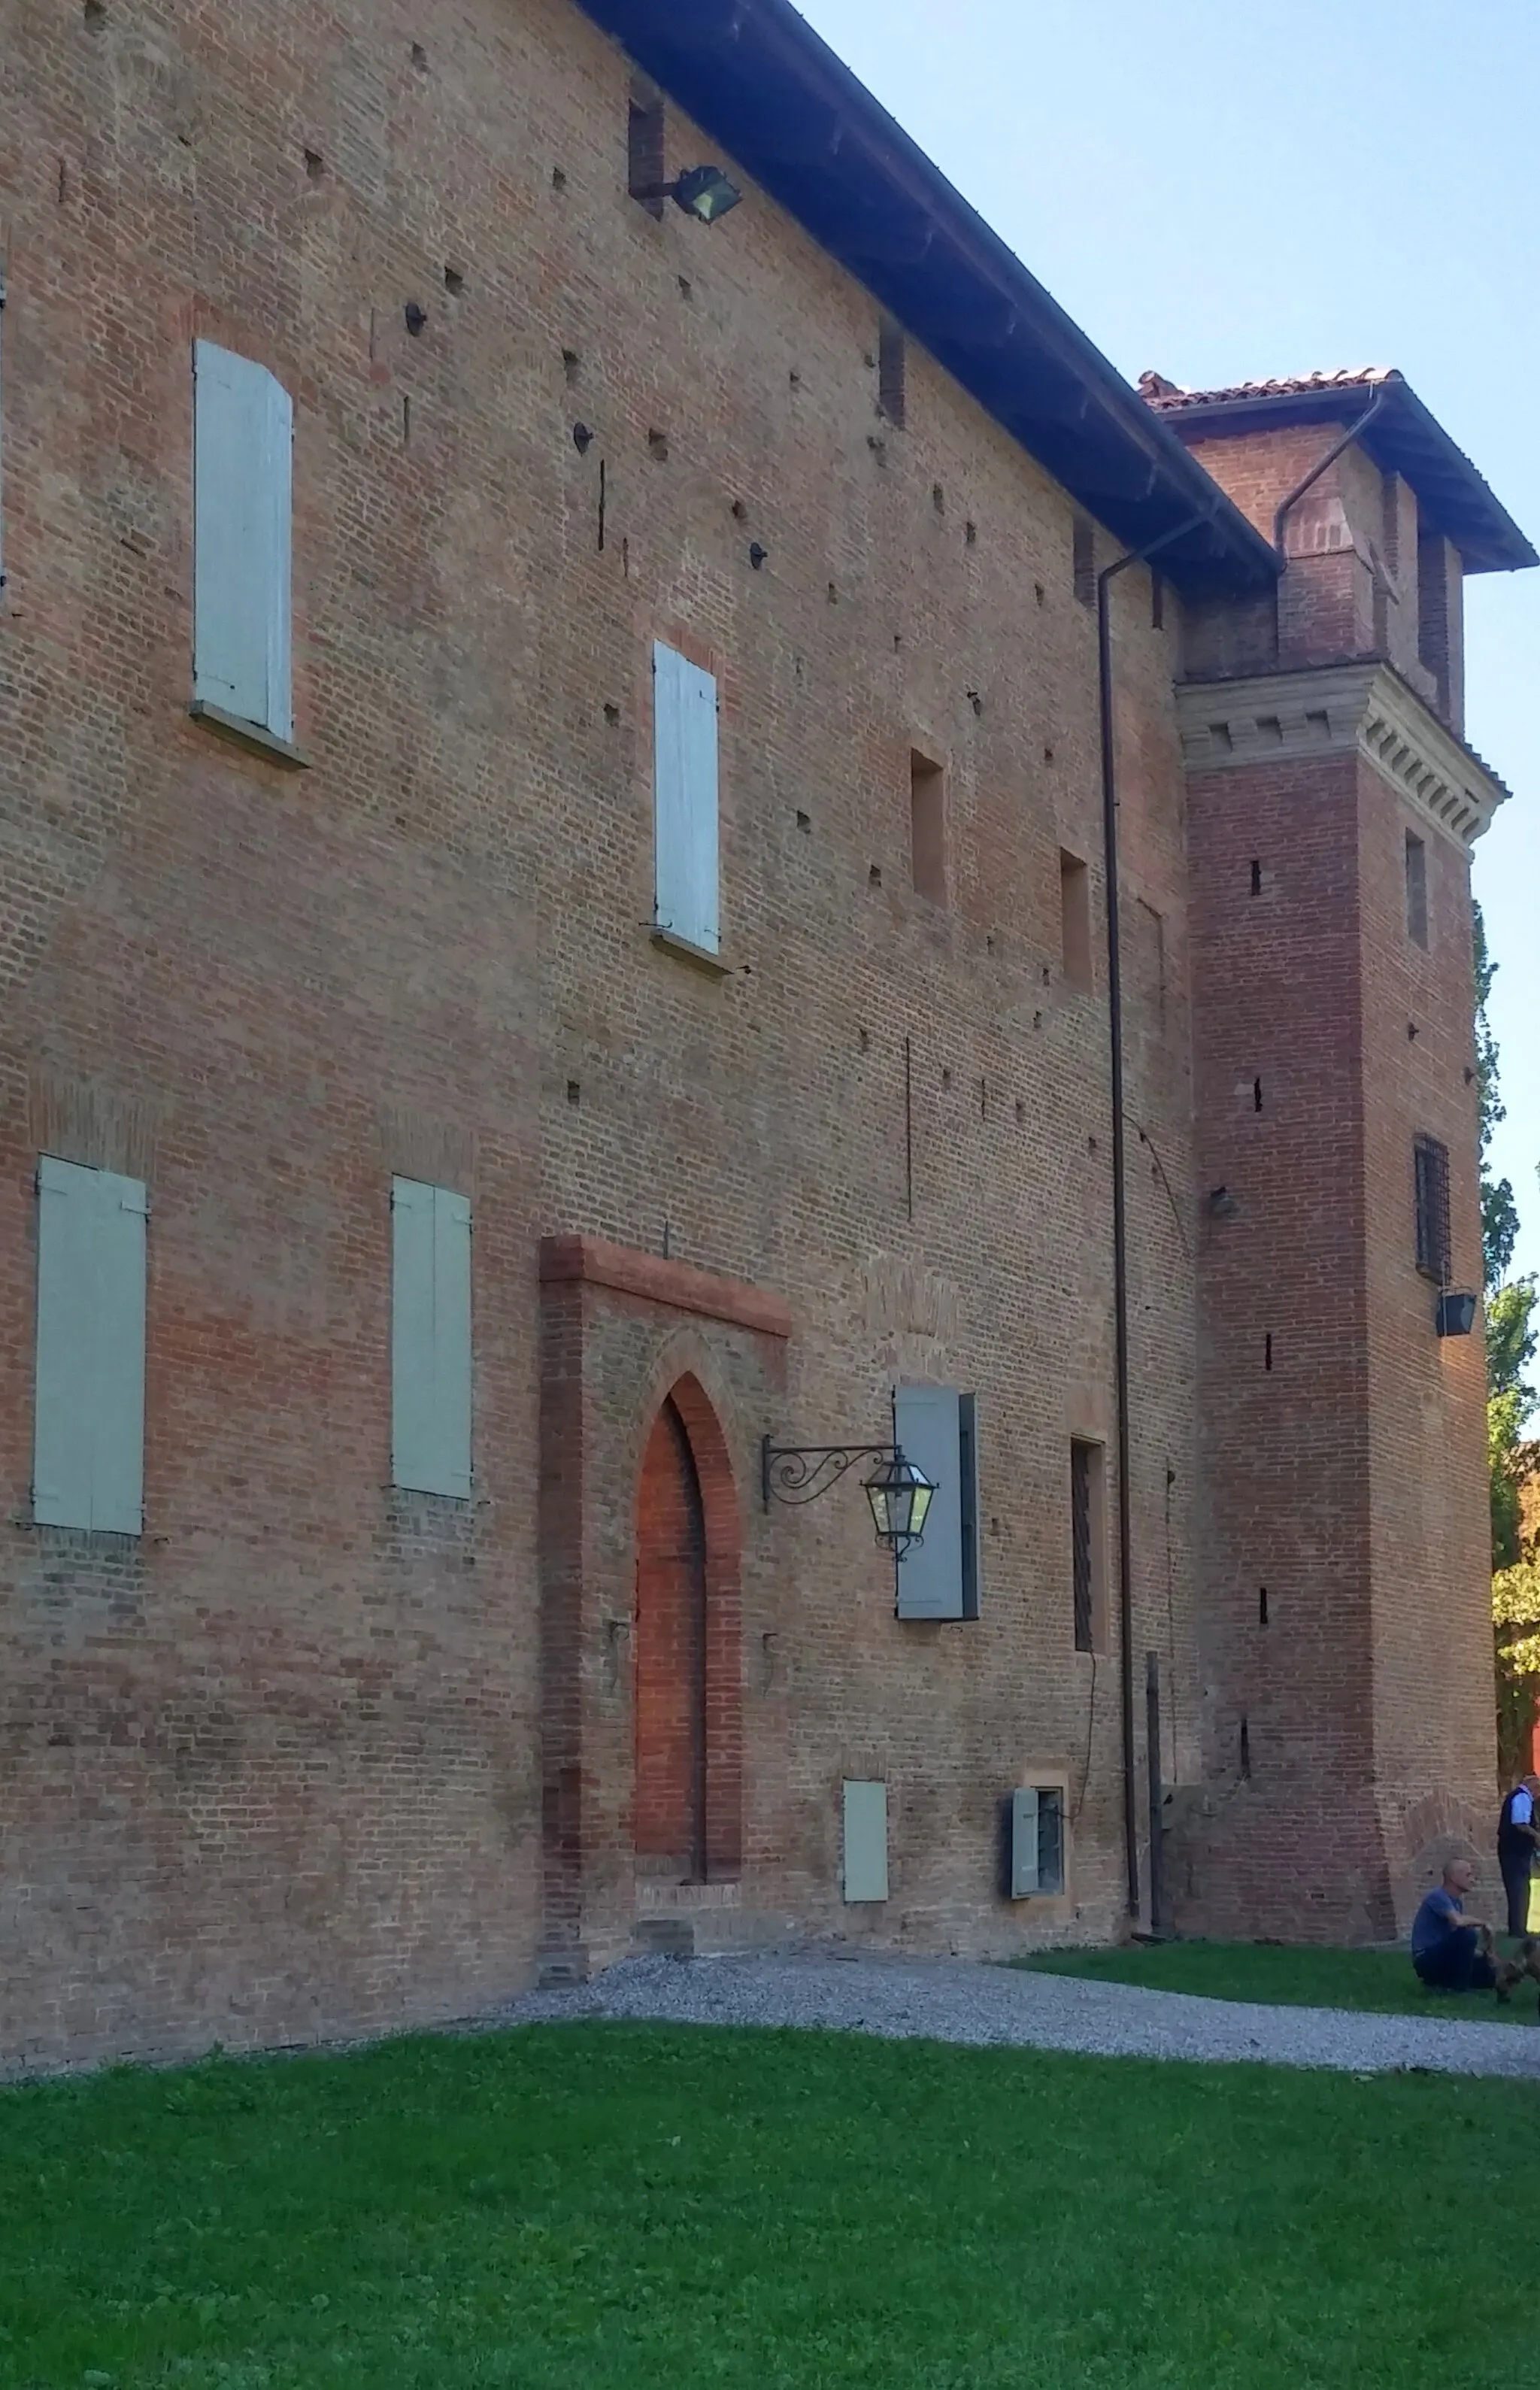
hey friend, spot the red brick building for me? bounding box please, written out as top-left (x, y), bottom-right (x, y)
top-left (0, 0), bottom-right (1531, 2069)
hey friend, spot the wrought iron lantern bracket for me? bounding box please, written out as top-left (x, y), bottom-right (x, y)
top-left (761, 1439), bottom-right (897, 1512)
top-left (761, 1435), bottom-right (937, 1558)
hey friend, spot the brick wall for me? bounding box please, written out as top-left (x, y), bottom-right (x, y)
top-left (1180, 425), bottom-right (1445, 714)
top-left (1, 0), bottom-right (1204, 2065)
top-left (1173, 725), bottom-right (1493, 1940)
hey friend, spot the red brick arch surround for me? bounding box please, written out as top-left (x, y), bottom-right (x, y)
top-left (537, 1236), bottom-right (786, 1982)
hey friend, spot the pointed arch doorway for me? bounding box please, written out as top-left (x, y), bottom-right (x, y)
top-left (633, 1378), bottom-right (742, 1884)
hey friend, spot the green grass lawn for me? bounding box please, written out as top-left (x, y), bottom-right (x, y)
top-left (1017, 1937), bottom-right (1540, 2022)
top-left (4, 2022), bottom-right (1540, 2388)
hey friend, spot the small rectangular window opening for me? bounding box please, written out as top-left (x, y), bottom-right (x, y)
top-left (1259, 1587), bottom-right (1269, 1627)
top-left (1239, 1715), bottom-right (1251, 1779)
top-left (1070, 1438), bottom-right (1103, 1654)
top-left (1414, 1133), bottom-right (1451, 1284)
top-left (909, 751), bottom-right (946, 905)
top-left (1060, 851), bottom-right (1093, 993)
top-left (1405, 831), bottom-right (1429, 948)
top-left (1250, 860), bottom-right (1263, 896)
top-left (1072, 514), bottom-right (1096, 608)
top-left (878, 317), bottom-right (906, 427)
top-left (1036, 1788), bottom-right (1066, 1895)
top-left (628, 79), bottom-right (665, 215)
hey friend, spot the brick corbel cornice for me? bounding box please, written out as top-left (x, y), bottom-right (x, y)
top-left (539, 1234), bottom-right (792, 1340)
top-left (1175, 661), bottom-right (1509, 852)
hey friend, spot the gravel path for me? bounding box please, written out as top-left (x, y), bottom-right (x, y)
top-left (493, 1948), bottom-right (1540, 2080)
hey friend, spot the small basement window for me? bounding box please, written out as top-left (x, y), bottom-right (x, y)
top-left (1008, 1785), bottom-right (1066, 1897)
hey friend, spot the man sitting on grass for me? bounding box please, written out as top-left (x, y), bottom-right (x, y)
top-left (1411, 1858), bottom-right (1497, 1993)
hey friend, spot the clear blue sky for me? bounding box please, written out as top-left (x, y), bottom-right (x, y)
top-left (799, 0), bottom-right (1540, 1283)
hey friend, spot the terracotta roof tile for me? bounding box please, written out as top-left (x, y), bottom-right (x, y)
top-left (1132, 369), bottom-right (1535, 572)
top-left (1138, 369), bottom-right (1399, 409)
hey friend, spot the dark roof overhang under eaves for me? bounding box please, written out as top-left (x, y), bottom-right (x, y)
top-left (574, 0), bottom-right (1280, 599)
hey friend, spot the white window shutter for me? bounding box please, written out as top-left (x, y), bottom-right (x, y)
top-left (392, 1178), bottom-right (471, 1498)
top-left (193, 340), bottom-right (293, 739)
top-left (34, 1160), bottom-right (96, 1530)
top-left (842, 1780), bottom-right (890, 1903)
top-left (894, 1383), bottom-right (963, 1619)
top-left (653, 640), bottom-right (720, 952)
top-left (91, 1172), bottom-right (150, 1533)
top-left (432, 1187), bottom-right (473, 1498)
top-left (1010, 1788), bottom-right (1041, 1897)
top-left (34, 1157), bottom-right (147, 1534)
top-left (0, 259), bottom-right (8, 590)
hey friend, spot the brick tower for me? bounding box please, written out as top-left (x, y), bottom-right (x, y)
top-left (1143, 370), bottom-right (1535, 1939)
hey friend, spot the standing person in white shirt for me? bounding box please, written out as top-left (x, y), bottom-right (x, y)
top-left (1496, 1773), bottom-right (1540, 1939)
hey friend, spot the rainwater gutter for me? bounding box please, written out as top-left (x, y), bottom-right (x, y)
top-left (1096, 505), bottom-right (1219, 1920)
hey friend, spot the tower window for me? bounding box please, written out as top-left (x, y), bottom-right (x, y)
top-left (1414, 1134), bottom-right (1451, 1284)
top-left (1405, 831), bottom-right (1429, 948)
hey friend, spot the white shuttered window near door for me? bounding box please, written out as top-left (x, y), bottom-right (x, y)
top-left (391, 1178), bottom-right (472, 1499)
top-left (34, 1157), bottom-right (148, 1534)
top-left (653, 640), bottom-right (720, 953)
top-left (193, 340), bottom-right (294, 740)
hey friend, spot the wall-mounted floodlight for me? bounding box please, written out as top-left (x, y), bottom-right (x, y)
top-left (635, 165), bottom-right (743, 224)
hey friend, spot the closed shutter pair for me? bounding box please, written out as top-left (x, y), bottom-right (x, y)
top-left (31, 1163), bottom-right (472, 1532)
top-left (893, 1384), bottom-right (981, 1621)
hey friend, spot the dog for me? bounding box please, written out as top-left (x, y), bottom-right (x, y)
top-left (1493, 1935), bottom-right (1540, 2006)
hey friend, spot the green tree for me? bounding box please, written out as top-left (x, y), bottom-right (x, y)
top-left (1489, 1281), bottom-right (1537, 1570)
top-left (1475, 905), bottom-right (1522, 1288)
top-left (1478, 902), bottom-right (1539, 1779)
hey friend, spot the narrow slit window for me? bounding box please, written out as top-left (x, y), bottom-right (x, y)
top-left (878, 317), bottom-right (906, 427)
top-left (1405, 831), bottom-right (1429, 948)
top-left (1072, 514), bottom-right (1096, 608)
top-left (1070, 1438), bottom-right (1103, 1653)
top-left (1060, 851), bottom-right (1093, 993)
top-left (1414, 1134), bottom-right (1451, 1284)
top-left (628, 78), bottom-right (665, 215)
top-left (909, 751), bottom-right (946, 905)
